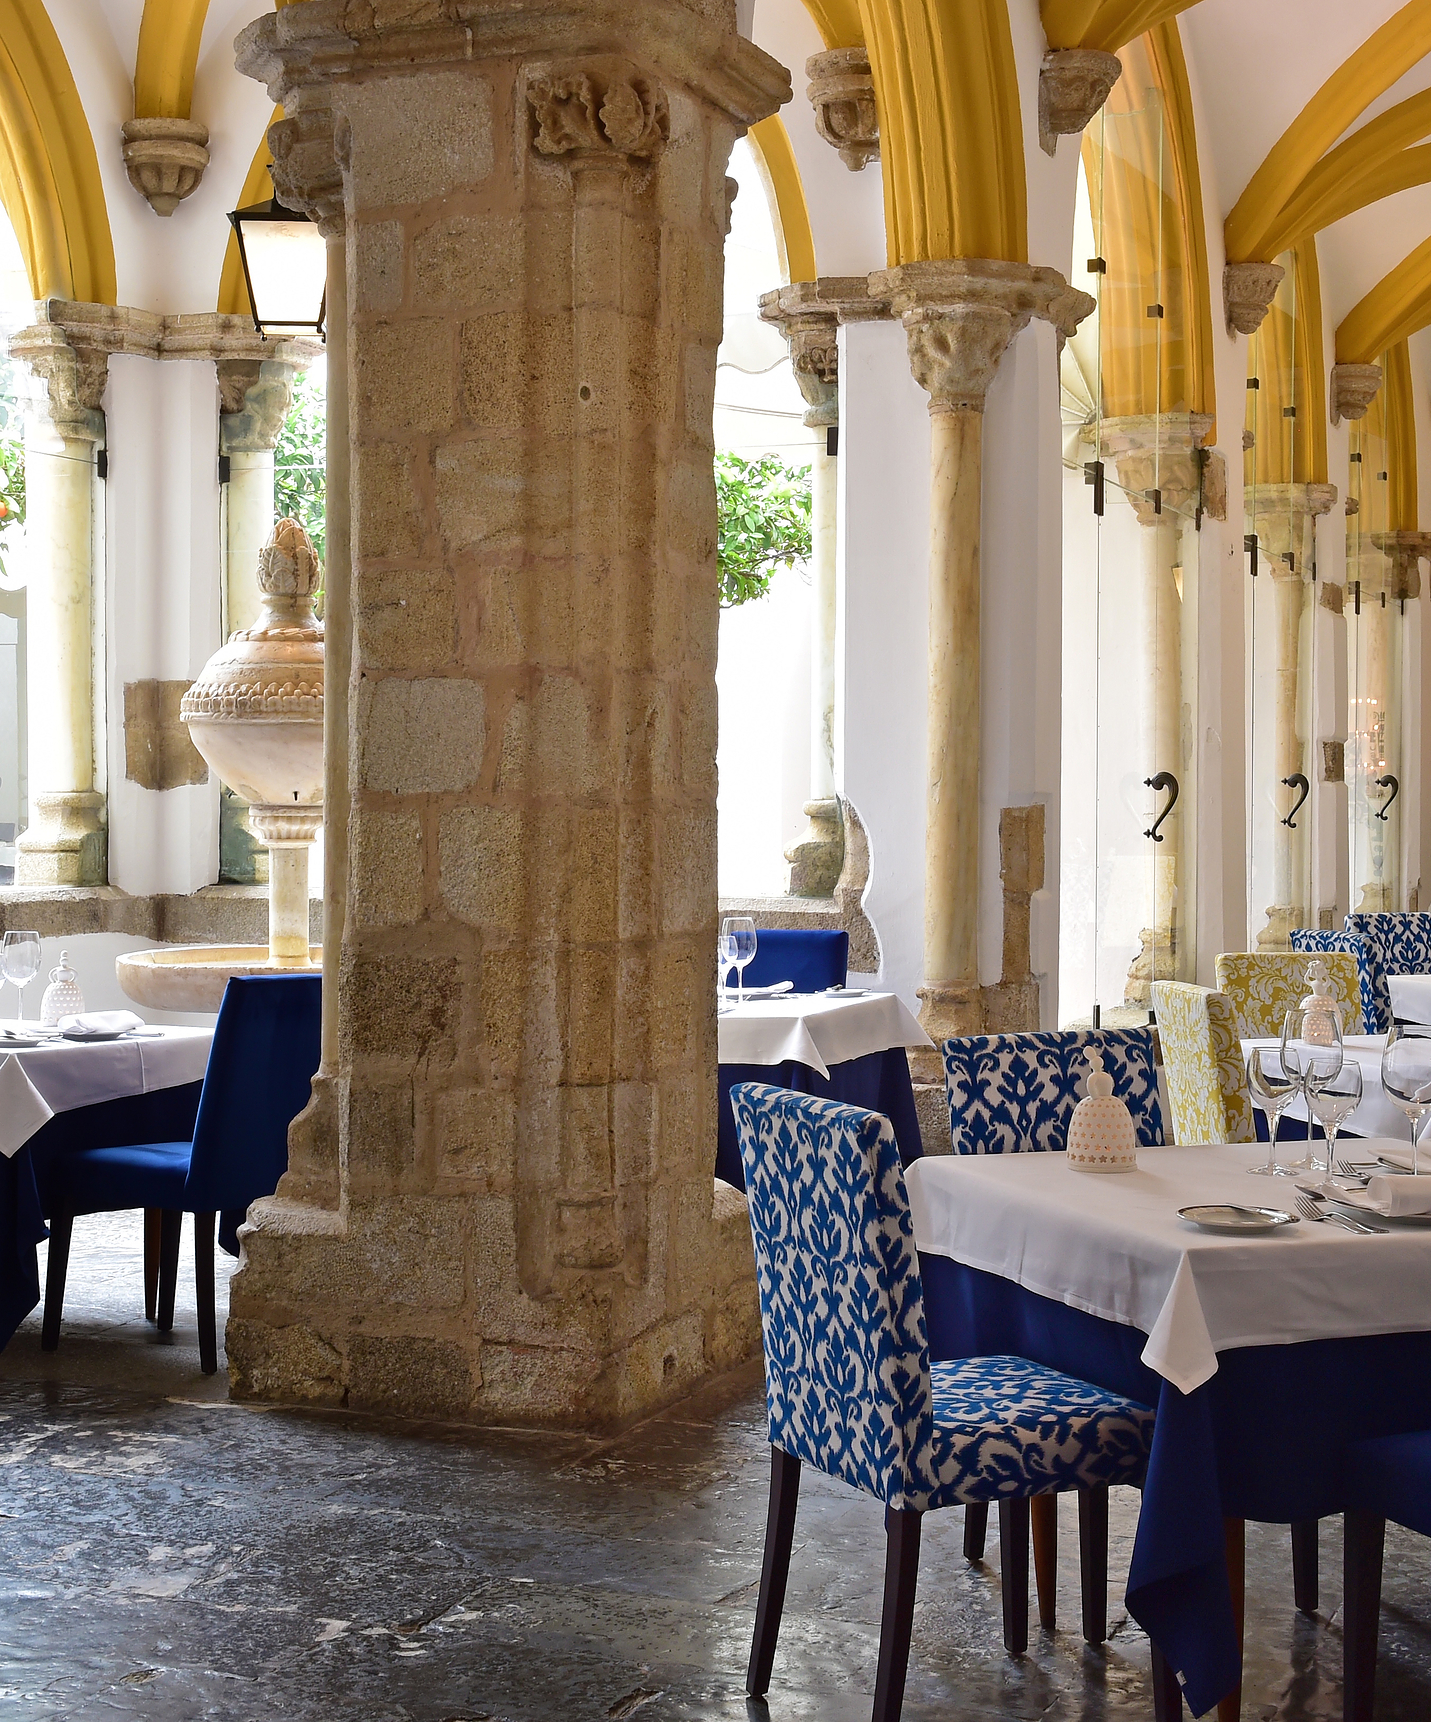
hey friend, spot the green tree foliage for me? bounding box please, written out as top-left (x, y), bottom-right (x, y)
top-left (274, 365), bottom-right (327, 566)
top-left (0, 357), bottom-right (24, 585)
top-left (715, 451), bottom-right (812, 607)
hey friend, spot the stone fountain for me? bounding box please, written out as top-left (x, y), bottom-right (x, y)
top-left (116, 518), bottom-right (324, 1011)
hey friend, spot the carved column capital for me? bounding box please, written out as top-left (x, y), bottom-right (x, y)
top-left (872, 259), bottom-right (1092, 412)
top-left (1096, 412), bottom-right (1215, 525)
top-left (1224, 260), bottom-right (1285, 337)
top-left (267, 99), bottom-right (347, 238)
top-left (1371, 530), bottom-right (1431, 600)
top-left (806, 47), bottom-right (878, 171)
top-left (527, 65), bottom-right (669, 164)
top-left (1331, 361), bottom-right (1383, 426)
top-left (7, 321), bottom-right (107, 442)
top-left (218, 357), bottom-right (307, 454)
top-left (1038, 48), bottom-right (1121, 156)
top-left (121, 118), bottom-right (211, 216)
top-left (758, 277), bottom-right (891, 428)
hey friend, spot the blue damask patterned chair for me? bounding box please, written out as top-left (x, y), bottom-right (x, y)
top-left (1291, 928), bottom-right (1391, 1033)
top-left (1344, 913), bottom-right (1431, 1018)
top-left (732, 1083), bottom-right (1156, 1722)
top-left (940, 1027), bottom-right (1164, 1155)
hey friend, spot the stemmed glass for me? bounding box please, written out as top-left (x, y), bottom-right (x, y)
top-left (1, 930), bottom-right (41, 1024)
top-left (1281, 1006), bottom-right (1344, 1174)
top-left (1380, 1027), bottom-right (1431, 1175)
top-left (717, 930), bottom-right (738, 1005)
top-left (1305, 1062), bottom-right (1364, 1180)
top-left (721, 916), bottom-right (757, 1005)
top-left (1246, 1047), bottom-right (1300, 1176)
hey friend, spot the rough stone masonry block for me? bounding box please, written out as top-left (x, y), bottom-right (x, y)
top-left (351, 808), bottom-right (424, 927)
top-left (357, 676), bottom-right (486, 796)
top-left (343, 69), bottom-right (494, 208)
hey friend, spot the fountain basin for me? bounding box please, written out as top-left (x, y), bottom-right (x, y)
top-left (117, 945), bottom-right (321, 1013)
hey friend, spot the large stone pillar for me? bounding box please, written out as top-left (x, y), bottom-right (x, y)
top-left (869, 261), bottom-right (1090, 1059)
top-left (226, 1), bottom-right (788, 1425)
top-left (7, 320), bottom-right (107, 885)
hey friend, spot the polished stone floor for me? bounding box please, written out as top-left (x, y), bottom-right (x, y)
top-left (1, 1214), bottom-right (1430, 1720)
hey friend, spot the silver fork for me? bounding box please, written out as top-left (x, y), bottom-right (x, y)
top-left (1295, 1192), bottom-right (1379, 1234)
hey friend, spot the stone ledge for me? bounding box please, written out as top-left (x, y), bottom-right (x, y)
top-left (0, 884), bottom-right (323, 944)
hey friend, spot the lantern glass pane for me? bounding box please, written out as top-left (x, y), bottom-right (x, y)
top-left (238, 215), bottom-right (326, 335)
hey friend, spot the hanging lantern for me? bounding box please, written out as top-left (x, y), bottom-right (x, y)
top-left (227, 198), bottom-right (326, 339)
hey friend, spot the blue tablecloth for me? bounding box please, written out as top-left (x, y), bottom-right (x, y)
top-left (0, 1082), bottom-right (204, 1352)
top-left (716, 1046), bottom-right (924, 1191)
top-left (920, 1253), bottom-right (1431, 1718)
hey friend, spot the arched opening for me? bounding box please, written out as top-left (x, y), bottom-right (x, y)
top-left (0, 195), bottom-right (29, 884)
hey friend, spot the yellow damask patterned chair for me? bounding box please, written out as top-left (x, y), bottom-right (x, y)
top-left (1151, 982), bottom-right (1256, 1145)
top-left (1213, 951), bottom-right (1366, 1039)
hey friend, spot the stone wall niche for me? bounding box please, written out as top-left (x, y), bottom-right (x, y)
top-left (226, 2), bottom-right (789, 1429)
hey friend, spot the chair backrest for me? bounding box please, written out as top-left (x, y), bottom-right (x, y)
top-left (1151, 981), bottom-right (1255, 1145)
top-left (1345, 912), bottom-right (1431, 981)
top-left (1214, 950), bottom-right (1366, 1037)
top-left (1291, 928), bottom-right (1389, 1033)
top-left (183, 974), bottom-right (322, 1215)
top-left (940, 1027), bottom-right (1164, 1155)
top-left (740, 928), bottom-right (849, 993)
top-left (731, 1081), bottom-right (936, 1511)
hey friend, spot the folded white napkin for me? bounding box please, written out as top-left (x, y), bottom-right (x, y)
top-left (0, 1053), bottom-right (54, 1158)
top-left (56, 1010), bottom-right (144, 1037)
top-left (1366, 1142), bottom-right (1426, 1172)
top-left (1336, 1175), bottom-right (1431, 1218)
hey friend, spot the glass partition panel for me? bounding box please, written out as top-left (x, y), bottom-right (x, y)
top-left (1347, 402), bottom-right (1400, 910)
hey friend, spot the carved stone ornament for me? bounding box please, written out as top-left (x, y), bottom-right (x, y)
top-left (267, 104), bottom-right (346, 238)
top-left (218, 358), bottom-right (303, 455)
top-left (1372, 530), bottom-right (1431, 600)
top-left (1038, 49), bottom-right (1121, 156)
top-left (7, 323), bottom-right (107, 442)
top-left (528, 69), bottom-right (669, 162)
top-left (760, 278), bottom-right (893, 427)
top-left (1331, 361), bottom-right (1383, 426)
top-left (121, 118), bottom-right (210, 216)
top-left (1224, 260), bottom-right (1285, 337)
top-left (806, 47), bottom-right (879, 171)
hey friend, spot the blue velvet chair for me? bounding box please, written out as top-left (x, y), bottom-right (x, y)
top-left (1343, 1429), bottom-right (1431, 1722)
top-left (732, 1082), bottom-right (1156, 1720)
top-left (738, 927), bottom-right (848, 992)
top-left (1292, 927), bottom-right (1392, 1033)
top-left (37, 974), bottom-right (321, 1374)
top-left (940, 1027), bottom-right (1165, 1156)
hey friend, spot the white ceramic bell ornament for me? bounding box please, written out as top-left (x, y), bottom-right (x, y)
top-left (40, 950), bottom-right (84, 1026)
top-left (1299, 958), bottom-right (1342, 1048)
top-left (1065, 1051), bottom-right (1139, 1173)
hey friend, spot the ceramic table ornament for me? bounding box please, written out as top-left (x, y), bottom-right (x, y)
top-left (1065, 1051), bottom-right (1139, 1172)
top-left (1298, 957), bottom-right (1343, 1048)
top-left (39, 951), bottom-right (84, 1027)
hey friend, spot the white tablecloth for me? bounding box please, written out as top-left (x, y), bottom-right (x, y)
top-left (907, 1142), bottom-right (1431, 1395)
top-left (1389, 974), bottom-right (1431, 1024)
top-left (717, 992), bottom-right (931, 1079)
top-left (0, 1028), bottom-right (212, 1158)
top-left (1241, 1033), bottom-right (1413, 1142)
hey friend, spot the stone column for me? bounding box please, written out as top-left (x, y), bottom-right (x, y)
top-left (758, 278), bottom-right (886, 897)
top-left (869, 261), bottom-right (1090, 1057)
top-left (1246, 482), bottom-right (1337, 946)
top-left (227, 2), bottom-right (788, 1425)
top-left (6, 321), bottom-right (107, 885)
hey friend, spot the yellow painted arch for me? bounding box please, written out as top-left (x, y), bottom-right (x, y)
top-left (1384, 340), bottom-right (1417, 531)
top-left (1226, 0), bottom-right (1431, 263)
top-left (0, 0), bottom-right (115, 303)
top-left (134, 0), bottom-right (211, 119)
top-left (1041, 0), bottom-right (1201, 54)
top-left (217, 115), bottom-right (278, 316)
top-left (798, 0), bottom-right (865, 50)
top-left (1246, 243), bottom-right (1327, 487)
top-left (747, 116), bottom-right (816, 285)
top-left (1148, 21), bottom-right (1215, 428)
top-left (1337, 237), bottom-right (1431, 365)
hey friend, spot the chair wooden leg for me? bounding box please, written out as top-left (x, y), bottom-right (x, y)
top-left (963, 1502), bottom-right (988, 1562)
top-left (193, 1212), bottom-right (217, 1375)
top-left (746, 1447), bottom-right (800, 1698)
top-left (1217, 1517), bottom-right (1245, 1722)
top-left (999, 1497), bottom-right (1030, 1657)
top-left (1343, 1510), bottom-right (1385, 1722)
top-left (1031, 1493), bottom-right (1058, 1630)
top-left (40, 1214), bottom-right (73, 1352)
top-left (1078, 1485), bottom-right (1110, 1644)
top-left (156, 1210), bottom-right (182, 1334)
top-left (1150, 1642), bottom-right (1184, 1721)
top-left (143, 1209), bottom-right (161, 1322)
top-left (1291, 1518), bottom-right (1319, 1614)
top-left (872, 1506), bottom-right (922, 1722)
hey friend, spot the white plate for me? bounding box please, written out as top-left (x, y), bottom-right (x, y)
top-left (58, 1029), bottom-right (131, 1042)
top-left (1178, 1204), bottom-right (1300, 1235)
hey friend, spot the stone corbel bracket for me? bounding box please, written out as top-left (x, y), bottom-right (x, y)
top-left (267, 99), bottom-right (347, 237)
top-left (121, 118), bottom-right (210, 216)
top-left (1330, 361), bottom-right (1383, 426)
top-left (1038, 49), bottom-right (1121, 156)
top-left (758, 276), bottom-right (891, 428)
top-left (806, 47), bottom-right (878, 171)
top-left (1224, 260), bottom-right (1284, 337)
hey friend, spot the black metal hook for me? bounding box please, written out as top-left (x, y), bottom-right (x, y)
top-left (1144, 771), bottom-right (1180, 843)
top-left (1280, 773), bottom-right (1310, 829)
top-left (1374, 774), bottom-right (1400, 821)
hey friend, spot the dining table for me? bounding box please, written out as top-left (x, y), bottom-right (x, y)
top-left (1389, 973), bottom-right (1431, 1025)
top-left (1241, 1032), bottom-right (1418, 1143)
top-left (907, 1141), bottom-right (1431, 1718)
top-left (0, 1025), bottom-right (213, 1349)
top-left (715, 989), bottom-right (931, 1190)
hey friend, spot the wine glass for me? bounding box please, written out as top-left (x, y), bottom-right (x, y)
top-left (1305, 1061), bottom-right (1363, 1180)
top-left (717, 931), bottom-right (737, 1004)
top-left (721, 916), bottom-right (757, 1004)
top-left (1281, 1007), bottom-right (1344, 1174)
top-left (1246, 1047), bottom-right (1300, 1176)
top-left (1, 930), bottom-right (42, 1024)
top-left (1380, 1027), bottom-right (1431, 1175)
